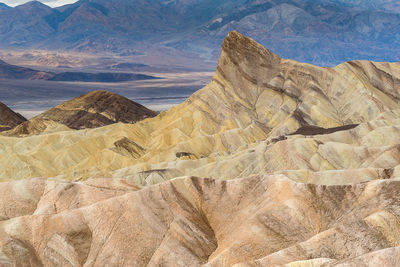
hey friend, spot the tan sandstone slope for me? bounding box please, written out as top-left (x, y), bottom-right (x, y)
top-left (0, 175), bottom-right (399, 266)
top-left (6, 90), bottom-right (157, 136)
top-left (0, 101), bottom-right (26, 132)
top-left (0, 31), bottom-right (400, 181)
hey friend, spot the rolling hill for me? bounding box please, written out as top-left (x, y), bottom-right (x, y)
top-left (8, 90), bottom-right (157, 135)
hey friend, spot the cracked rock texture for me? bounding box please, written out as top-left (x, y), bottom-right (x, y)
top-left (0, 176), bottom-right (399, 266)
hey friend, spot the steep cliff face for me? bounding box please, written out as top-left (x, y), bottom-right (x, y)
top-left (0, 101), bottom-right (26, 131)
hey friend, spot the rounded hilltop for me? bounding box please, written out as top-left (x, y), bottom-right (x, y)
top-left (8, 90), bottom-right (157, 135)
top-left (48, 90), bottom-right (157, 129)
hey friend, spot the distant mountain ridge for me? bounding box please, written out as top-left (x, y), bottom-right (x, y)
top-left (0, 3), bottom-right (9, 10)
top-left (0, 0), bottom-right (399, 66)
top-left (0, 58), bottom-right (158, 82)
top-left (0, 59), bottom-right (53, 80)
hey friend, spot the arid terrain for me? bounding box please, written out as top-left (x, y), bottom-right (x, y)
top-left (0, 71), bottom-right (213, 118)
top-left (0, 31), bottom-right (399, 266)
top-left (0, 47), bottom-right (214, 118)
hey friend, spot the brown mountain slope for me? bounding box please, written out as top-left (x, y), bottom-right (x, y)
top-left (0, 175), bottom-right (399, 266)
top-left (0, 101), bottom-right (26, 131)
top-left (9, 90), bottom-right (157, 135)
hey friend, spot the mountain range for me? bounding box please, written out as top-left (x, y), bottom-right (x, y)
top-left (0, 31), bottom-right (399, 265)
top-left (0, 58), bottom-right (53, 79)
top-left (0, 58), bottom-right (158, 81)
top-left (0, 0), bottom-right (399, 66)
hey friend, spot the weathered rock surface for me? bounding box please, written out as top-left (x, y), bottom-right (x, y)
top-left (113, 109), bottom-right (400, 185)
top-left (0, 31), bottom-right (400, 266)
top-left (1, 31), bottom-right (400, 181)
top-left (0, 175), bottom-right (399, 266)
top-left (0, 101), bottom-right (26, 132)
top-left (7, 90), bottom-right (157, 135)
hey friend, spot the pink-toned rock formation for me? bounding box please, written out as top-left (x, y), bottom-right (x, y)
top-left (0, 175), bottom-right (399, 266)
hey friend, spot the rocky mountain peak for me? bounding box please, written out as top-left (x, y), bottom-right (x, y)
top-left (216, 31), bottom-right (282, 101)
top-left (54, 90), bottom-right (157, 122)
top-left (221, 31), bottom-right (281, 68)
top-left (8, 90), bottom-right (157, 135)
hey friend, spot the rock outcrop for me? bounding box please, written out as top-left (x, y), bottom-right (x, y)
top-left (0, 101), bottom-right (26, 132)
top-left (8, 90), bottom-right (157, 135)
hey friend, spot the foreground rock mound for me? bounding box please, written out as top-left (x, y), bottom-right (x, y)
top-left (8, 90), bottom-right (157, 135)
top-left (0, 175), bottom-right (399, 266)
top-left (0, 101), bottom-right (26, 131)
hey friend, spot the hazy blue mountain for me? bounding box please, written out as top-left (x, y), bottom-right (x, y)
top-left (198, 1), bottom-right (400, 64)
top-left (0, 58), bottom-right (158, 82)
top-left (0, 1), bottom-right (56, 46)
top-left (0, 3), bottom-right (10, 10)
top-left (327, 0), bottom-right (400, 13)
top-left (0, 58), bottom-right (50, 79)
top-left (0, 0), bottom-right (399, 66)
